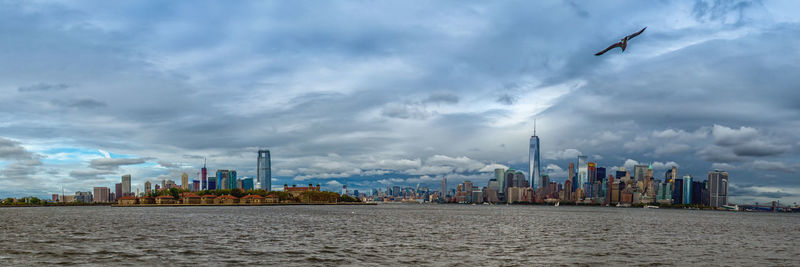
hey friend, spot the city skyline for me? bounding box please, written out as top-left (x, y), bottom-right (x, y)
top-left (0, 1), bottom-right (799, 205)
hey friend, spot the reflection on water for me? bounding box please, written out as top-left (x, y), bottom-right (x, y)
top-left (0, 205), bottom-right (797, 265)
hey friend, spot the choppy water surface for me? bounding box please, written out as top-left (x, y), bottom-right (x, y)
top-left (1, 205), bottom-right (797, 265)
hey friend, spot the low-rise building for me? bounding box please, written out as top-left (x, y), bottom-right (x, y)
top-left (201, 194), bottom-right (217, 204)
top-left (265, 194), bottom-right (278, 203)
top-left (181, 193), bottom-right (201, 204)
top-left (118, 196), bottom-right (138, 206)
top-left (155, 195), bottom-right (176, 205)
top-left (139, 196), bottom-right (155, 205)
top-left (240, 194), bottom-right (266, 204)
top-left (284, 183), bottom-right (321, 197)
top-left (215, 195), bottom-right (239, 205)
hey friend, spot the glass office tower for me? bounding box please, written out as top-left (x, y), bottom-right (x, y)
top-left (529, 134), bottom-right (540, 190)
top-left (258, 150), bottom-right (271, 191)
top-left (577, 156), bottom-right (588, 192)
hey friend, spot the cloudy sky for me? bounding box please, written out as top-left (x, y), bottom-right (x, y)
top-left (1, 0), bottom-right (798, 204)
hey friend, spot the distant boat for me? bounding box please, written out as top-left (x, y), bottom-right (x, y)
top-left (643, 205), bottom-right (659, 209)
top-left (721, 205), bottom-right (739, 211)
top-left (554, 202), bottom-right (560, 207)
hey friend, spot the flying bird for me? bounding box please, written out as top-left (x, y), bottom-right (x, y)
top-left (594, 27), bottom-right (646, 56)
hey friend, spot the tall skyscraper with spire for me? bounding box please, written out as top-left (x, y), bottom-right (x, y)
top-left (529, 120), bottom-right (541, 190)
top-left (201, 158), bottom-right (208, 190)
top-left (258, 149), bottom-right (271, 191)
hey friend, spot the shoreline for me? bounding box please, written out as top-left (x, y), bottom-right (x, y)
top-left (112, 202), bottom-right (376, 207)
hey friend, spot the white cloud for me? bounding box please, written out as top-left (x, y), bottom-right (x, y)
top-left (479, 163), bottom-right (508, 172)
top-left (623, 159), bottom-right (640, 170)
top-left (97, 149), bottom-right (111, 158)
top-left (650, 161), bottom-right (680, 171)
top-left (711, 162), bottom-right (735, 171)
top-left (545, 148), bottom-right (582, 160)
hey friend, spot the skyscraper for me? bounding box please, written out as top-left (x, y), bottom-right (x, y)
top-left (665, 166), bottom-right (678, 183)
top-left (682, 175), bottom-right (692, 204)
top-left (672, 178), bottom-right (684, 204)
top-left (708, 170), bottom-right (729, 208)
top-left (568, 162), bottom-right (575, 190)
top-left (596, 167), bottom-right (606, 183)
top-left (242, 178), bottom-right (254, 190)
top-left (181, 172), bottom-right (189, 190)
top-left (577, 156), bottom-right (588, 192)
top-left (495, 168), bottom-right (505, 195)
top-left (144, 181), bottom-right (152, 194)
top-left (257, 149), bottom-right (271, 191)
top-left (217, 170), bottom-right (229, 190)
top-left (529, 125), bottom-right (541, 190)
top-left (229, 170), bottom-right (237, 189)
top-left (115, 183), bottom-right (122, 200)
top-left (201, 158), bottom-right (208, 190)
top-left (634, 165), bottom-right (648, 182)
top-left (121, 174), bottom-right (131, 197)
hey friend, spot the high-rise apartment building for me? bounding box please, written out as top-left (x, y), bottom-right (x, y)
top-left (181, 172), bottom-right (189, 190)
top-left (144, 181), bottom-right (152, 194)
top-left (93, 187), bottom-right (110, 203)
top-left (708, 170), bottom-right (728, 208)
top-left (257, 150), bottom-right (271, 191)
top-left (121, 174), bottom-right (131, 196)
top-left (529, 127), bottom-right (541, 190)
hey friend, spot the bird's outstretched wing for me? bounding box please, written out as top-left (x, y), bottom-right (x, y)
top-left (595, 42), bottom-right (622, 56)
top-left (626, 27), bottom-right (646, 40)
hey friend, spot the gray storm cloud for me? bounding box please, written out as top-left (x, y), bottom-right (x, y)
top-left (0, 1), bottom-right (797, 203)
